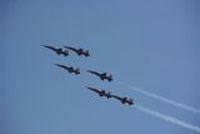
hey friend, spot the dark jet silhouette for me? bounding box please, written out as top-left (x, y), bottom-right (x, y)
top-left (55, 64), bottom-right (80, 75)
top-left (64, 46), bottom-right (90, 57)
top-left (112, 95), bottom-right (134, 106)
top-left (87, 70), bottom-right (113, 82)
top-left (86, 86), bottom-right (112, 99)
top-left (43, 45), bottom-right (69, 56)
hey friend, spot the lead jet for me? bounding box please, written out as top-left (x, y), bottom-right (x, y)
top-left (112, 95), bottom-right (134, 106)
top-left (55, 64), bottom-right (80, 75)
top-left (43, 45), bottom-right (69, 56)
top-left (64, 46), bottom-right (90, 57)
top-left (86, 86), bottom-right (112, 99)
top-left (87, 70), bottom-right (113, 82)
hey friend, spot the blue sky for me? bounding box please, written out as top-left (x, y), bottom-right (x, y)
top-left (2, 0), bottom-right (200, 134)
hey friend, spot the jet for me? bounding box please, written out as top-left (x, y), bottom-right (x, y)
top-left (86, 86), bottom-right (112, 99)
top-left (87, 70), bottom-right (113, 82)
top-left (43, 45), bottom-right (69, 56)
top-left (55, 64), bottom-right (80, 75)
top-left (112, 95), bottom-right (134, 106)
top-left (64, 46), bottom-right (90, 57)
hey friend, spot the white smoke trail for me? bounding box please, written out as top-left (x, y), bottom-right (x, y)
top-left (135, 104), bottom-right (200, 133)
top-left (118, 81), bottom-right (200, 114)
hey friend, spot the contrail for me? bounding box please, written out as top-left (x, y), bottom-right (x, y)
top-left (135, 104), bottom-right (200, 133)
top-left (118, 81), bottom-right (200, 114)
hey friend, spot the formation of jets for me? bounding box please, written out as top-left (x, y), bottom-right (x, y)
top-left (43, 44), bottom-right (134, 106)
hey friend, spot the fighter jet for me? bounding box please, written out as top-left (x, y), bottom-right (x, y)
top-left (86, 86), bottom-right (112, 99)
top-left (112, 95), bottom-right (134, 106)
top-left (55, 64), bottom-right (80, 75)
top-left (43, 45), bottom-right (69, 56)
top-left (64, 46), bottom-right (90, 57)
top-left (87, 70), bottom-right (113, 82)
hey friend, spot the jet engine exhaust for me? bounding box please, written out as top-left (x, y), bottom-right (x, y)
top-left (135, 104), bottom-right (200, 133)
top-left (118, 81), bottom-right (200, 114)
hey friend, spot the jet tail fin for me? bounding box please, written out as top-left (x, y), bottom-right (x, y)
top-left (84, 50), bottom-right (90, 57)
top-left (74, 68), bottom-right (80, 75)
top-left (107, 74), bottom-right (113, 81)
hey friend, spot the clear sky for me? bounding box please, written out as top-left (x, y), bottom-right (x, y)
top-left (2, 0), bottom-right (200, 134)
